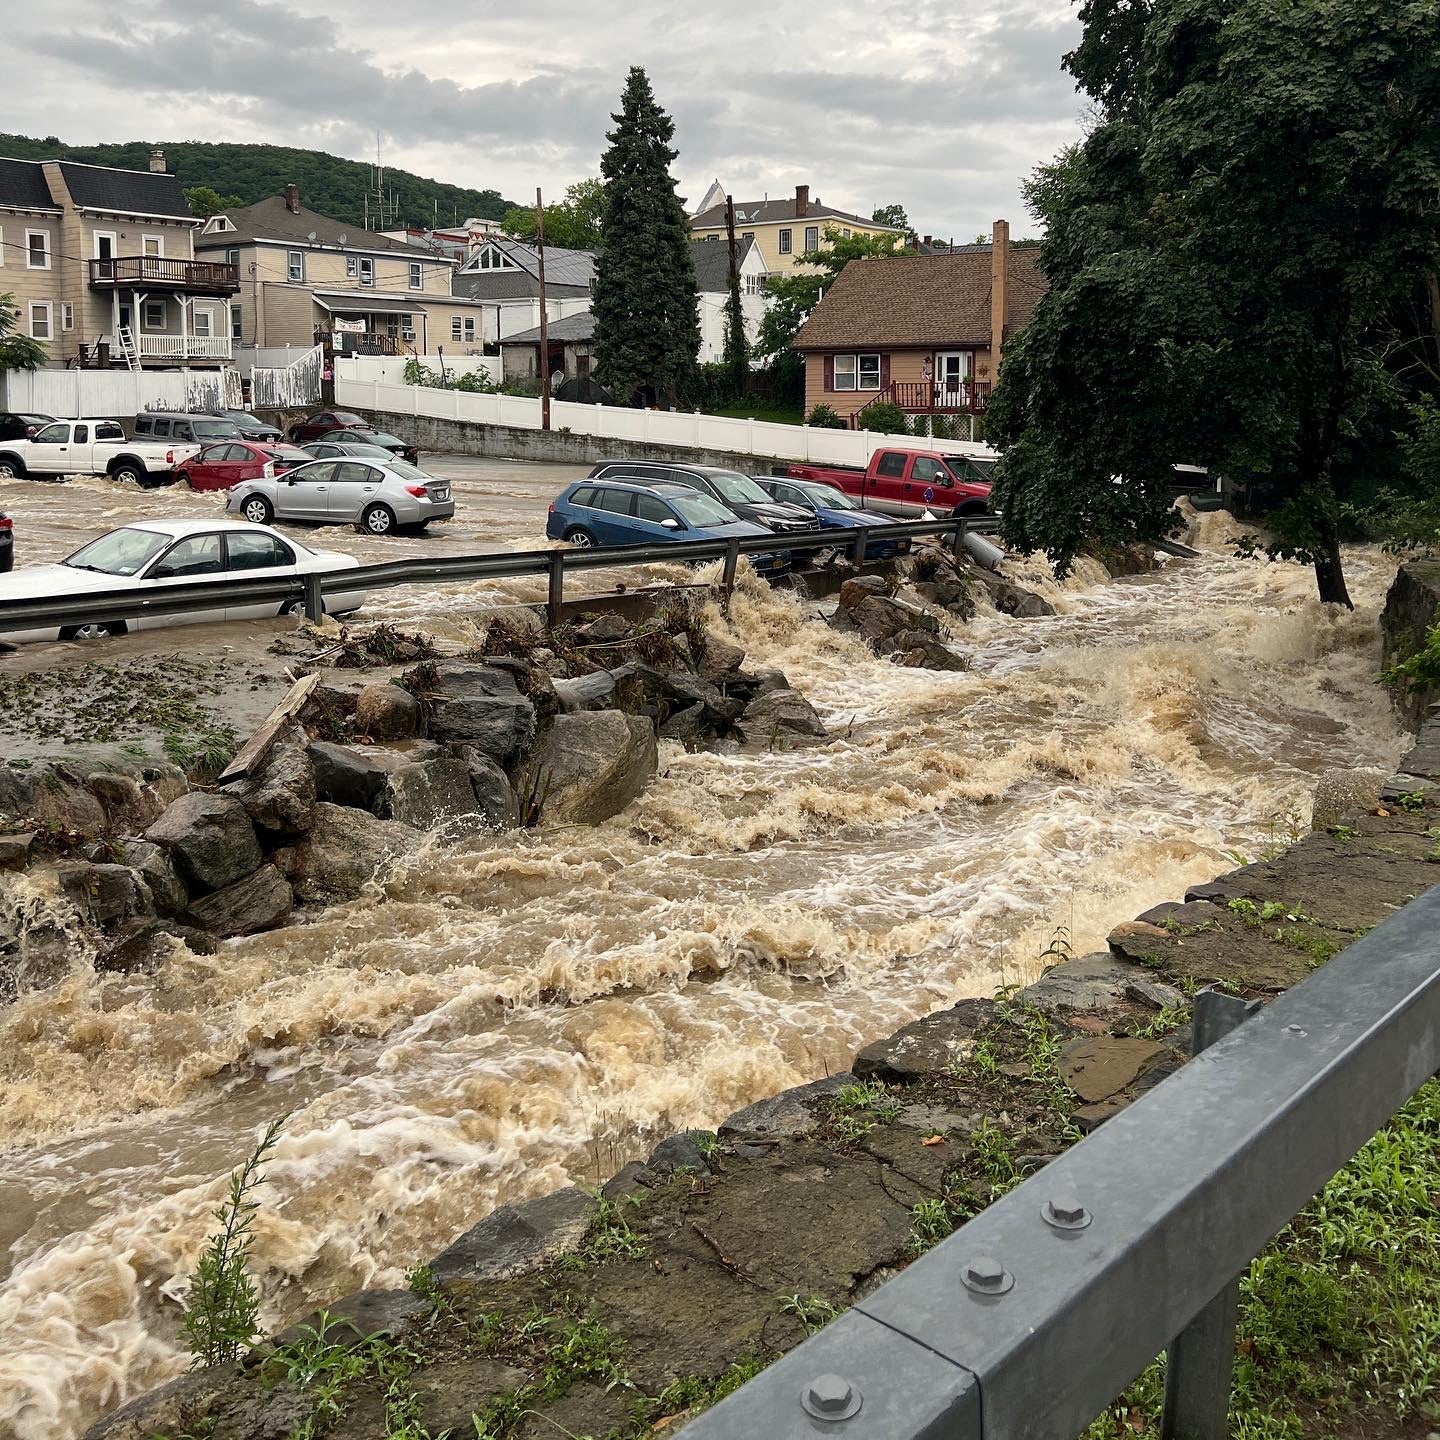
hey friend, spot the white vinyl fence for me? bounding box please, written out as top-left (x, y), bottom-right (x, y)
top-left (0, 367), bottom-right (243, 419)
top-left (251, 345), bottom-right (324, 410)
top-left (334, 371), bottom-right (994, 466)
top-left (340, 354), bottom-right (502, 387)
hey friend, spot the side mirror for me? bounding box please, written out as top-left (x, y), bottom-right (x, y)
top-left (660, 517), bottom-right (682, 530)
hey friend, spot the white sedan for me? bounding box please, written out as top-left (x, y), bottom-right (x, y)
top-left (0, 518), bottom-right (368, 642)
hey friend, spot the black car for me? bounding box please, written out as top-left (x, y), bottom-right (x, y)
top-left (0, 511), bottom-right (12, 572)
top-left (587, 460), bottom-right (818, 534)
top-left (301, 440), bottom-right (400, 461)
top-left (328, 427), bottom-right (420, 465)
top-left (0, 412), bottom-right (53, 442)
top-left (216, 409), bottom-right (284, 442)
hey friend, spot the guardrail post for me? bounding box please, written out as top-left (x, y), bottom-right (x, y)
top-left (1160, 989), bottom-right (1261, 1440)
top-left (721, 538), bottom-right (741, 598)
top-left (849, 528), bottom-right (868, 565)
top-left (547, 551), bottom-right (565, 625)
top-left (303, 572), bottom-right (323, 622)
top-left (951, 514), bottom-right (969, 560)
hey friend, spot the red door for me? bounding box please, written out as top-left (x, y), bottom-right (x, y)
top-left (187, 443), bottom-right (266, 491)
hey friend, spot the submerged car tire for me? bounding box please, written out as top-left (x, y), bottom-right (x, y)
top-left (278, 598), bottom-right (314, 618)
top-left (241, 496), bottom-right (274, 525)
top-left (957, 501), bottom-right (989, 517)
top-left (111, 462), bottom-right (145, 487)
top-left (175, 471), bottom-right (193, 489)
top-left (0, 456), bottom-right (25, 480)
top-left (563, 526), bottom-right (596, 548)
top-left (360, 503), bottom-right (396, 536)
top-left (59, 620), bottom-right (126, 641)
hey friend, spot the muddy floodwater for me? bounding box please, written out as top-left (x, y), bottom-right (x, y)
top-left (0, 468), bottom-right (1411, 1440)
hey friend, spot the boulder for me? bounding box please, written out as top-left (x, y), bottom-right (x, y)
top-left (850, 594), bottom-right (940, 645)
top-left (431, 1187), bottom-right (595, 1286)
top-left (268, 1288), bottom-right (431, 1352)
top-left (1126, 979), bottom-right (1187, 1011)
top-left (657, 701), bottom-right (706, 744)
top-left (1059, 1036), bottom-right (1166, 1103)
top-left (31, 771), bottom-right (107, 837)
top-left (379, 757), bottom-right (487, 831)
top-left (356, 682), bottom-right (421, 741)
top-left (740, 687), bottom-right (826, 739)
top-left (837, 575), bottom-right (890, 611)
top-left (1133, 899), bottom-right (1223, 930)
top-left (913, 572), bottom-right (976, 620)
top-left (0, 762), bottom-right (40, 820)
top-left (972, 569), bottom-right (1056, 618)
top-left (308, 741), bottom-right (390, 813)
top-left (852, 999), bottom-right (996, 1083)
top-left (456, 750), bottom-right (518, 830)
top-left (1106, 919), bottom-right (1174, 966)
top-left (282, 803), bottom-right (421, 903)
top-left (699, 635), bottom-right (747, 680)
top-left (1380, 558), bottom-right (1440, 725)
top-left (1015, 952), bottom-right (1153, 1016)
top-left (647, 1131), bottom-right (714, 1175)
top-left (228, 732), bottom-right (316, 836)
top-left (86, 772), bottom-right (143, 812)
top-left (632, 665), bottom-right (744, 731)
top-left (56, 863), bottom-right (153, 926)
top-left (115, 839), bottom-right (187, 916)
top-left (82, 1363), bottom-right (243, 1440)
top-left (891, 630), bottom-right (968, 671)
top-left (427, 664), bottom-right (536, 761)
top-left (145, 793), bottom-right (262, 894)
top-left (719, 1073), bottom-right (857, 1142)
top-left (186, 864), bottom-right (293, 938)
top-left (0, 833), bottom-right (34, 872)
top-left (531, 711), bottom-right (658, 826)
top-left (97, 918), bottom-right (218, 973)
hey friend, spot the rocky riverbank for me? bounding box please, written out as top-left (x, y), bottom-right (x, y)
top-left (84, 690), bottom-right (1440, 1440)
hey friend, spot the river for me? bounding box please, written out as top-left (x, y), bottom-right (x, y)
top-left (0, 513), bottom-right (1408, 1440)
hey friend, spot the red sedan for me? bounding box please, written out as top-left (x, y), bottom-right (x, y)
top-left (288, 409), bottom-right (368, 444)
top-left (175, 442), bottom-right (314, 492)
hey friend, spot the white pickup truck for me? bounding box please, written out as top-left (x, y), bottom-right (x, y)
top-left (0, 418), bottom-right (199, 489)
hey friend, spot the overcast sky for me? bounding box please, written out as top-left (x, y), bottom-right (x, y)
top-left (9, 0), bottom-right (1085, 239)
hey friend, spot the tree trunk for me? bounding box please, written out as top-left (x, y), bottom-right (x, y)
top-left (1313, 517), bottom-right (1352, 609)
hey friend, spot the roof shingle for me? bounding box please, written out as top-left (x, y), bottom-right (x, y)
top-left (691, 196), bottom-right (898, 231)
top-left (689, 235), bottom-right (755, 292)
top-left (0, 157), bottom-right (59, 212)
top-left (499, 310), bottom-right (596, 344)
top-left (57, 161), bottom-right (191, 219)
top-left (791, 248), bottom-right (1047, 350)
top-left (195, 195), bottom-right (416, 253)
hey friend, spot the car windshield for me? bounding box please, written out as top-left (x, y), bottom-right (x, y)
top-left (229, 413), bottom-right (268, 428)
top-left (800, 483), bottom-right (860, 510)
top-left (706, 471), bottom-right (770, 505)
top-left (671, 493), bottom-right (737, 527)
top-left (63, 527), bottom-right (171, 576)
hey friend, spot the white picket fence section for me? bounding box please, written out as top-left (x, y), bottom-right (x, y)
top-left (0, 367), bottom-right (242, 419)
top-left (334, 372), bottom-right (994, 466)
top-left (341, 354), bottom-right (503, 387)
top-left (251, 345), bottom-right (324, 410)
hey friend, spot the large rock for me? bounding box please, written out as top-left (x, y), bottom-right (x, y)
top-left (268, 1288), bottom-right (430, 1352)
top-left (82, 1364), bottom-right (243, 1440)
top-left (1380, 559), bottom-right (1440, 726)
top-left (531, 711), bottom-right (658, 826)
top-left (31, 771), bottom-right (107, 837)
top-left (228, 732), bottom-right (316, 836)
top-left (356, 682), bottom-right (421, 741)
top-left (115, 839), bottom-right (187, 916)
top-left (379, 757), bottom-right (487, 831)
top-left (719, 1073), bottom-right (857, 1142)
top-left (145, 793), bottom-right (262, 894)
top-left (57, 863), bottom-right (153, 926)
top-left (186, 864), bottom-right (293, 937)
top-left (836, 575), bottom-right (890, 611)
top-left (1016, 952), bottom-right (1153, 1016)
top-left (889, 629), bottom-right (968, 672)
top-left (0, 833), bottom-right (35, 872)
top-left (740, 686), bottom-right (826, 739)
top-left (308, 741), bottom-right (389, 813)
top-left (853, 999), bottom-right (996, 1083)
top-left (1059, 1036), bottom-right (1166, 1103)
top-left (850, 594), bottom-right (940, 645)
top-left (427, 664), bottom-right (536, 761)
top-left (972, 568), bottom-right (1056, 618)
top-left (431, 1187), bottom-right (595, 1286)
top-left (699, 635), bottom-right (747, 681)
top-left (0, 762), bottom-right (40, 820)
top-left (281, 803), bottom-right (420, 903)
top-left (455, 749), bottom-right (519, 830)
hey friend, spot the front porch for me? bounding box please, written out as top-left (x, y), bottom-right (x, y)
top-left (852, 379), bottom-right (993, 427)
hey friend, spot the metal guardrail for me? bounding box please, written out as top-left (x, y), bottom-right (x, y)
top-left (674, 884), bottom-right (1440, 1439)
top-left (0, 515), bottom-right (1000, 636)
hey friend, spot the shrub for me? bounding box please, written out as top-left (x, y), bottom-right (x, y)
top-left (805, 403), bottom-right (846, 429)
top-left (858, 400), bottom-right (907, 435)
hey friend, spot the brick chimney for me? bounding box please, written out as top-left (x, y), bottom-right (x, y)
top-left (795, 184), bottom-right (810, 218)
top-left (990, 218), bottom-right (1010, 367)
top-left (284, 183), bottom-right (300, 214)
top-left (149, 148), bottom-right (166, 173)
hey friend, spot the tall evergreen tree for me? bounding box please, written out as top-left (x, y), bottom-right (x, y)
top-left (722, 260), bottom-right (749, 397)
top-left (593, 68), bottom-right (700, 407)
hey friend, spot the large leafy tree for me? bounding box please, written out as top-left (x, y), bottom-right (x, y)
top-left (184, 185), bottom-right (243, 217)
top-left (501, 179), bottom-right (606, 250)
top-left (592, 69), bottom-right (700, 407)
top-left (989, 0), bottom-right (1440, 606)
top-left (0, 293), bottom-right (46, 371)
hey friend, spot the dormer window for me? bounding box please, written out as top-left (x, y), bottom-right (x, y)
top-left (202, 215), bottom-right (235, 234)
top-left (470, 244), bottom-right (518, 272)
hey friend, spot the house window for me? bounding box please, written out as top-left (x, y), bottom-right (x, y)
top-left (451, 316), bottom-right (463, 341)
top-left (231, 308), bottom-right (243, 341)
top-left (778, 228), bottom-right (792, 255)
top-left (142, 234), bottom-right (164, 277)
top-left (28, 302), bottom-right (51, 339)
top-left (858, 353), bottom-right (881, 389)
top-left (346, 256), bottom-right (358, 278)
top-left (224, 247), bottom-right (239, 266)
top-left (803, 226), bottom-right (819, 253)
top-left (463, 316), bottom-right (476, 343)
top-left (26, 230), bottom-right (50, 269)
top-left (0, 225), bottom-right (6, 267)
top-left (831, 353), bottom-right (882, 392)
top-left (358, 258), bottom-right (374, 287)
top-left (287, 250), bottom-right (305, 282)
top-left (143, 299), bottom-right (166, 330)
top-left (400, 314), bottom-right (416, 342)
top-left (61, 303), bottom-right (73, 332)
top-left (193, 309), bottom-right (213, 337)
top-left (842, 228), bottom-right (851, 238)
top-left (408, 261), bottom-right (423, 289)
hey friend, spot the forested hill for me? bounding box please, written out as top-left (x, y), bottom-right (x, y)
top-left (0, 135), bottom-right (514, 227)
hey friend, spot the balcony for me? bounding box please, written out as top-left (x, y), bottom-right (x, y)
top-left (872, 379), bottom-right (993, 417)
top-left (89, 256), bottom-right (240, 295)
top-left (134, 335), bottom-right (233, 362)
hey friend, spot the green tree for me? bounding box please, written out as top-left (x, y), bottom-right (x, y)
top-left (592, 68), bottom-right (700, 407)
top-left (722, 251), bottom-right (749, 397)
top-left (184, 185), bottom-right (243, 217)
top-left (872, 203), bottom-right (915, 242)
top-left (0, 293), bottom-right (46, 371)
top-left (501, 178), bottom-right (607, 250)
top-left (990, 0), bottom-right (1440, 607)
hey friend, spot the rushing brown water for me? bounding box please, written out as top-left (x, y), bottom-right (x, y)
top-left (0, 517), bottom-right (1408, 1440)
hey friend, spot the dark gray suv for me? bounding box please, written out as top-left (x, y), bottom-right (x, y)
top-left (587, 460), bottom-right (819, 533)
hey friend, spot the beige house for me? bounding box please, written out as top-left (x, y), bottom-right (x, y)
top-left (690, 183), bottom-right (903, 275)
top-left (792, 221), bottom-right (1046, 426)
top-left (0, 151), bottom-right (238, 367)
top-left (197, 187), bottom-right (492, 355)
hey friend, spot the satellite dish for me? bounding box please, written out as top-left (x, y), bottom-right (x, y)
top-left (337, 232), bottom-right (347, 244)
top-left (307, 230), bottom-right (318, 241)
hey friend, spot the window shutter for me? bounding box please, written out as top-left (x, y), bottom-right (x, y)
top-left (823, 355), bottom-right (835, 392)
top-left (880, 354), bottom-right (891, 390)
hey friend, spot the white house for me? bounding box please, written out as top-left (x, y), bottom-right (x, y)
top-left (691, 235), bottom-right (769, 363)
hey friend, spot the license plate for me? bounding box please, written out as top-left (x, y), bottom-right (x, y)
top-left (431, 488), bottom-right (449, 501)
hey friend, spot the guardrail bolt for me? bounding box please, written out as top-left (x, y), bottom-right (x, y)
top-left (801, 1373), bottom-right (862, 1421)
top-left (963, 1254), bottom-right (1015, 1294)
top-left (1043, 1192), bottom-right (1092, 1230)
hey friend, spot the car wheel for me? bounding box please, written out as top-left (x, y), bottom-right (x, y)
top-left (563, 527), bottom-right (596, 548)
top-left (175, 471), bottom-right (193, 489)
top-left (112, 463), bottom-right (144, 487)
top-left (241, 496), bottom-right (274, 525)
top-left (0, 457), bottom-right (26, 480)
top-left (360, 503), bottom-right (396, 536)
top-left (278, 598), bottom-right (313, 618)
top-left (59, 621), bottom-right (125, 641)
top-left (958, 501), bottom-right (989, 517)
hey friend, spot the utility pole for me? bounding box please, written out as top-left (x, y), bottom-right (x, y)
top-left (725, 193), bottom-right (739, 289)
top-left (536, 187), bottom-right (551, 431)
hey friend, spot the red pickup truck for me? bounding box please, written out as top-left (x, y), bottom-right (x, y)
top-left (787, 446), bottom-right (995, 517)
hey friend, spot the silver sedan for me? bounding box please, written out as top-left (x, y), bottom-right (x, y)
top-left (226, 457), bottom-right (455, 535)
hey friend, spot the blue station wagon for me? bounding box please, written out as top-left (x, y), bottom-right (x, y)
top-left (546, 479), bottom-right (787, 571)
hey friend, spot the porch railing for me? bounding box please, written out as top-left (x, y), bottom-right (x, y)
top-left (855, 379), bottom-right (993, 426)
top-left (134, 334), bottom-right (232, 360)
top-left (88, 257), bottom-right (240, 293)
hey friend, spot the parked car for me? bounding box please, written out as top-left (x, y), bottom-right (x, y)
top-left (587, 461), bottom-right (818, 534)
top-left (214, 410), bottom-right (284, 443)
top-left (0, 419), bottom-right (198, 488)
top-left (756, 476), bottom-right (912, 558)
top-left (326, 427), bottom-right (420, 465)
top-left (288, 409), bottom-right (369, 443)
top-left (0, 519), bottom-right (367, 642)
top-left (176, 441), bottom-right (315, 492)
top-left (0, 512), bottom-right (12, 573)
top-left (786, 445), bottom-right (993, 517)
top-left (0, 412), bottom-right (54, 442)
top-left (227, 457), bottom-right (454, 534)
top-left (301, 440), bottom-right (397, 462)
top-left (546, 479), bottom-right (787, 573)
top-left (132, 412), bottom-right (245, 445)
